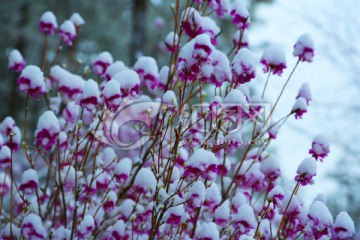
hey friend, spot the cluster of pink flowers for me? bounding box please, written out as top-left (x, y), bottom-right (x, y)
top-left (1, 3), bottom-right (355, 240)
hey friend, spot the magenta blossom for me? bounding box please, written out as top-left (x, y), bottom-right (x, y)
top-left (58, 20), bottom-right (76, 46)
top-left (17, 65), bottom-right (45, 97)
top-left (260, 46), bottom-right (287, 76)
top-left (295, 157), bottom-right (317, 186)
top-left (230, 0), bottom-right (250, 30)
top-left (293, 33), bottom-right (315, 62)
top-left (19, 169), bottom-right (39, 194)
top-left (35, 111), bottom-right (60, 151)
top-left (39, 11), bottom-right (58, 35)
top-left (309, 134), bottom-right (330, 161)
top-left (8, 49), bottom-right (26, 72)
top-left (93, 51), bottom-right (113, 77)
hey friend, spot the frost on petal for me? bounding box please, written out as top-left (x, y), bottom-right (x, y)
top-left (77, 215), bottom-right (95, 239)
top-left (231, 48), bottom-right (256, 84)
top-left (134, 168), bottom-right (157, 194)
top-left (305, 201), bottom-right (333, 239)
top-left (295, 157), bottom-right (317, 186)
top-left (39, 11), bottom-right (58, 35)
top-left (19, 169), bottom-right (39, 194)
top-left (134, 56), bottom-right (159, 90)
top-left (51, 65), bottom-right (85, 99)
top-left (260, 46), bottom-right (287, 76)
top-left (113, 69), bottom-right (140, 98)
top-left (232, 204), bottom-right (257, 234)
top-left (309, 134), bottom-right (330, 162)
top-left (181, 7), bottom-right (202, 39)
top-left (70, 12), bottom-right (85, 27)
top-left (230, 0), bottom-right (250, 30)
top-left (8, 49), bottom-right (26, 72)
top-left (62, 101), bottom-right (80, 126)
top-left (21, 213), bottom-right (46, 239)
top-left (17, 65), bottom-right (45, 97)
top-left (332, 211), bottom-right (355, 240)
top-left (80, 79), bottom-right (100, 112)
top-left (293, 33), bottom-right (315, 62)
top-left (102, 80), bottom-right (121, 111)
top-left (58, 20), bottom-right (76, 46)
top-left (93, 51), bottom-right (113, 77)
top-left (292, 97), bottom-right (308, 119)
top-left (35, 111), bottom-right (60, 151)
top-left (296, 82), bottom-right (312, 105)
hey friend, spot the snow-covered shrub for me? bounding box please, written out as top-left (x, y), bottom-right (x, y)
top-left (0, 3), bottom-right (355, 240)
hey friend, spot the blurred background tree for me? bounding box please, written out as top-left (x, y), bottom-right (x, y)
top-left (0, 0), bottom-right (274, 127)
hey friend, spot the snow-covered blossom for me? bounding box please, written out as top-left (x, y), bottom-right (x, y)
top-left (19, 169), bottom-right (39, 194)
top-left (292, 97), bottom-right (308, 119)
top-left (39, 11), bottom-right (57, 35)
top-left (0, 145), bottom-right (11, 169)
top-left (103, 191), bottom-right (117, 212)
top-left (295, 157), bottom-right (317, 186)
top-left (233, 204), bottom-right (257, 234)
top-left (304, 201), bottom-right (333, 239)
top-left (102, 79), bottom-right (121, 111)
top-left (105, 61), bottom-right (127, 81)
top-left (114, 158), bottom-right (132, 184)
top-left (58, 20), bottom-right (76, 46)
top-left (8, 49), bottom-right (26, 72)
top-left (134, 56), bottom-right (159, 90)
top-left (214, 201), bottom-right (230, 227)
top-left (77, 215), bottom-right (95, 239)
top-left (69, 13), bottom-right (85, 27)
top-left (196, 222), bottom-right (220, 240)
top-left (233, 30), bottom-right (249, 49)
top-left (113, 69), bottom-right (140, 98)
top-left (187, 181), bottom-right (206, 209)
top-left (93, 51), bottom-right (113, 77)
top-left (162, 90), bottom-right (178, 106)
top-left (230, 0), bottom-right (250, 30)
top-left (201, 49), bottom-right (231, 86)
top-left (134, 168), bottom-right (156, 194)
top-left (50, 65), bottom-right (85, 99)
top-left (80, 79), bottom-right (100, 112)
top-left (181, 7), bottom-right (203, 39)
top-left (260, 46), bottom-right (287, 76)
top-left (268, 185), bottom-right (284, 207)
top-left (309, 134), bottom-right (330, 161)
top-left (208, 0), bottom-right (230, 18)
top-left (17, 65), bottom-right (45, 97)
top-left (21, 213), bottom-right (46, 239)
top-left (232, 48), bottom-right (256, 84)
top-left (35, 111), bottom-right (60, 151)
top-left (296, 82), bottom-right (312, 105)
top-left (260, 155), bottom-right (281, 181)
top-left (293, 34), bottom-right (315, 62)
top-left (165, 31), bottom-right (179, 53)
top-left (184, 148), bottom-right (218, 180)
top-left (332, 212), bottom-right (355, 240)
top-left (177, 34), bottom-right (214, 82)
top-left (164, 205), bottom-right (186, 225)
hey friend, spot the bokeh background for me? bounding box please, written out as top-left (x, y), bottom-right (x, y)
top-left (1, 0), bottom-right (358, 230)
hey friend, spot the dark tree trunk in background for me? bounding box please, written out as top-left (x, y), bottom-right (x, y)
top-left (130, 0), bottom-right (147, 65)
top-left (9, 2), bottom-right (30, 121)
